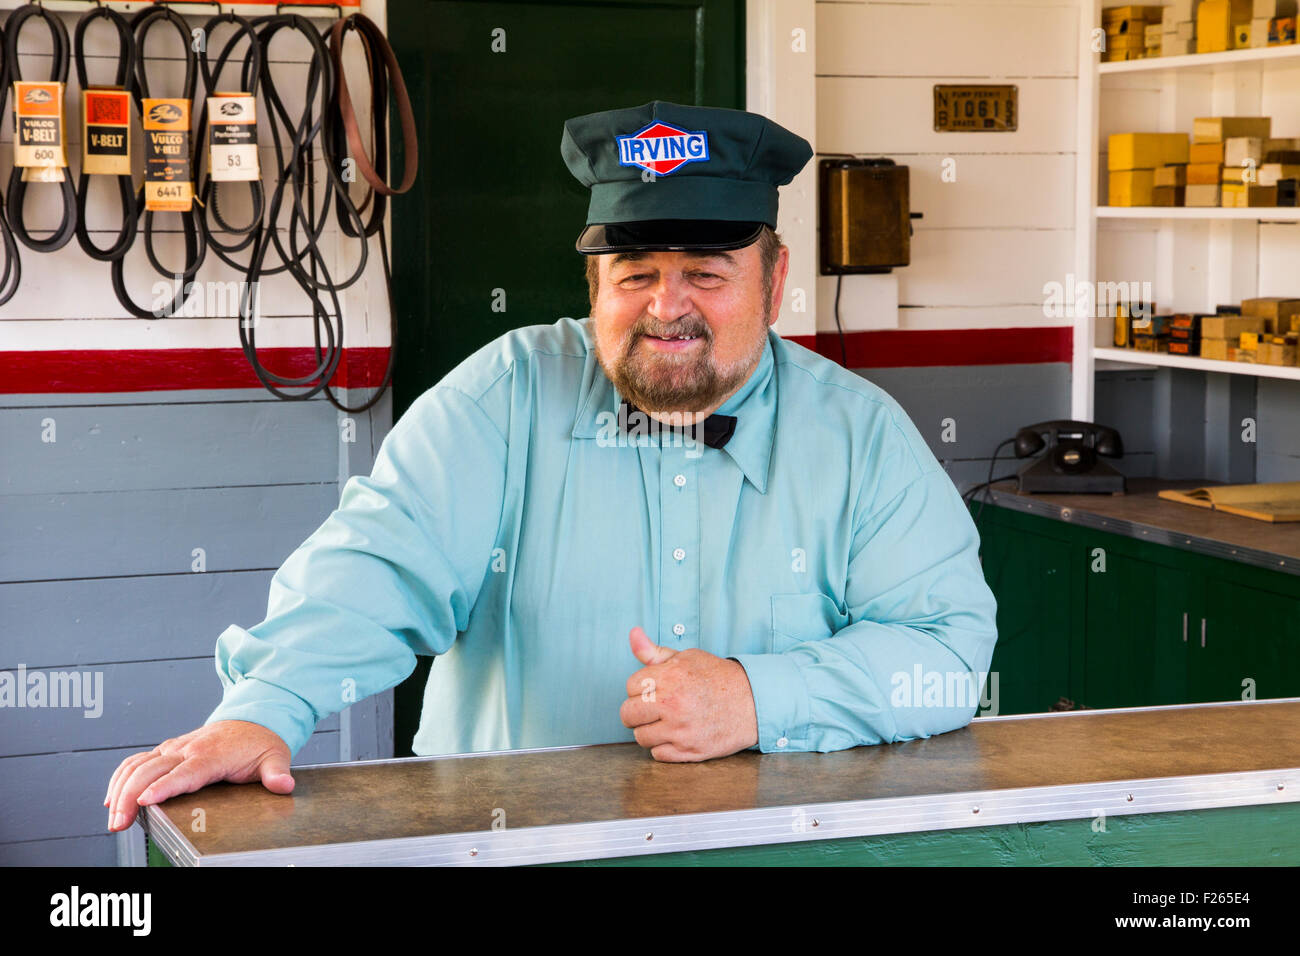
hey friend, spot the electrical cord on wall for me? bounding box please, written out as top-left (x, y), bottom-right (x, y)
top-left (833, 273), bottom-right (848, 367)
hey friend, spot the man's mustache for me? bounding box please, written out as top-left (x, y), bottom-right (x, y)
top-left (631, 322), bottom-right (712, 341)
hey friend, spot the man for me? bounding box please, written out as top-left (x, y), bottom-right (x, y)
top-left (105, 101), bottom-right (998, 832)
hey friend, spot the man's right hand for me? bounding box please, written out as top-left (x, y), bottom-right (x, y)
top-left (105, 720), bottom-right (294, 832)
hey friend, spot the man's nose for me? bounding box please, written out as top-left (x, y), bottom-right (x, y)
top-left (645, 274), bottom-right (694, 323)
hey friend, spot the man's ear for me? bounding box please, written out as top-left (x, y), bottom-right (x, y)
top-left (768, 245), bottom-right (790, 327)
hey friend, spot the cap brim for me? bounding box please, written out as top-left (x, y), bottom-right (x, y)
top-left (576, 220), bottom-right (765, 254)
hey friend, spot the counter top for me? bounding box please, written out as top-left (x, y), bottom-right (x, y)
top-left (144, 699), bottom-right (1300, 866)
top-left (983, 477), bottom-right (1300, 575)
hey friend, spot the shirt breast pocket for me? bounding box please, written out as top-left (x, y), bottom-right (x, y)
top-left (769, 592), bottom-right (849, 654)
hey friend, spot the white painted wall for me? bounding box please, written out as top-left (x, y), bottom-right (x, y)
top-left (809, 0), bottom-right (1080, 337)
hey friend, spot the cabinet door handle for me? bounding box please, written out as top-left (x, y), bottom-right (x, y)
top-left (1182, 611), bottom-right (1188, 642)
top-left (1201, 617), bottom-right (1207, 648)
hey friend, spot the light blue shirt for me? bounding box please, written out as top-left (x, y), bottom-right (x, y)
top-left (207, 317), bottom-right (998, 757)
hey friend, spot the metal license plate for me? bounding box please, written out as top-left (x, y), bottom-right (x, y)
top-left (933, 85), bottom-right (1018, 132)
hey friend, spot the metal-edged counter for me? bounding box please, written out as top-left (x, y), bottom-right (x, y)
top-left (142, 698), bottom-right (1300, 866)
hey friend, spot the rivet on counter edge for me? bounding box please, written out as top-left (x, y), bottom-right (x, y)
top-left (811, 819), bottom-right (820, 828)
top-left (469, 847), bottom-right (478, 857)
top-left (645, 832), bottom-right (653, 841)
top-left (1126, 794), bottom-right (1134, 802)
top-left (972, 806), bottom-right (979, 814)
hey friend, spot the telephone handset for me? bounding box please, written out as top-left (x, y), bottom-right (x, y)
top-left (1013, 420), bottom-right (1126, 493)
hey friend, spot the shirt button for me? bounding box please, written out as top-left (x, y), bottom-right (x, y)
top-left (673, 474), bottom-right (686, 487)
top-left (776, 737), bottom-right (789, 748)
top-left (672, 623), bottom-right (685, 636)
top-left (672, 547), bottom-right (686, 561)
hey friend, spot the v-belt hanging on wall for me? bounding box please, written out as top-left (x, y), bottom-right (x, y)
top-left (74, 3), bottom-right (138, 261)
top-left (4, 3), bottom-right (77, 255)
top-left (110, 3), bottom-right (206, 319)
top-left (0, 2), bottom-right (415, 411)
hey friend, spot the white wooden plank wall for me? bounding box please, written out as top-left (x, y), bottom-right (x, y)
top-left (814, 0), bottom-right (1079, 334)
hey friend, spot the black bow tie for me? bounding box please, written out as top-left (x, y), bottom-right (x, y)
top-left (618, 400), bottom-right (737, 450)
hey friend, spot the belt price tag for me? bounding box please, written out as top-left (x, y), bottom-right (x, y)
top-left (82, 88), bottom-right (132, 176)
top-left (207, 93), bottom-right (259, 182)
top-left (143, 97), bottom-right (194, 212)
top-left (13, 81), bottom-right (68, 181)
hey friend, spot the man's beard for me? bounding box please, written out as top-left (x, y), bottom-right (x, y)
top-left (594, 308), bottom-right (770, 415)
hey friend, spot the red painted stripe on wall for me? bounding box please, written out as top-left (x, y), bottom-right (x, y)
top-left (0, 347), bottom-right (391, 394)
top-left (785, 327), bottom-right (1072, 367)
top-left (0, 328), bottom-right (1067, 394)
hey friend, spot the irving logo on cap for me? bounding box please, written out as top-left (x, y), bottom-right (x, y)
top-left (562, 100), bottom-right (812, 255)
top-left (616, 121), bottom-right (710, 175)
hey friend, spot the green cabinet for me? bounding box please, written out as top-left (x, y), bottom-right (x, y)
top-left (1195, 579), bottom-right (1300, 704)
top-left (973, 502), bottom-right (1300, 714)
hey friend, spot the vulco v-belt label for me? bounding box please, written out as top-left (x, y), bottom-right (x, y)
top-left (143, 97), bottom-right (193, 212)
top-left (82, 88), bottom-right (132, 176)
top-left (13, 81), bottom-right (68, 183)
top-left (207, 93), bottom-right (259, 181)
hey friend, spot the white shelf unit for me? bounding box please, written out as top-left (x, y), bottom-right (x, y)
top-left (1072, 0), bottom-right (1300, 419)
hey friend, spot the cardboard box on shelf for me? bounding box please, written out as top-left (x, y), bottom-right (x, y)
top-left (1201, 314), bottom-right (1265, 337)
top-left (1188, 162), bottom-right (1225, 183)
top-left (1109, 169), bottom-right (1156, 205)
top-left (1252, 15), bottom-right (1273, 43)
top-left (1223, 183), bottom-right (1278, 205)
top-left (1177, 18), bottom-right (1198, 40)
top-left (1169, 0), bottom-right (1201, 18)
top-left (1153, 184), bottom-right (1187, 205)
top-left (1224, 136), bottom-right (1266, 167)
top-left (1190, 142), bottom-right (1226, 163)
top-left (1241, 297), bottom-right (1300, 328)
top-left (1194, 116), bottom-right (1272, 142)
top-left (1270, 15), bottom-right (1297, 42)
top-left (1108, 132), bottom-right (1190, 170)
top-left (1186, 183), bottom-right (1223, 205)
top-left (1199, 0), bottom-right (1253, 51)
top-left (1163, 35), bottom-right (1199, 53)
top-left (1201, 338), bottom-right (1232, 360)
top-left (1260, 163), bottom-right (1300, 185)
top-left (1223, 166), bottom-right (1256, 183)
top-left (1235, 21), bottom-right (1253, 45)
top-left (1279, 179), bottom-right (1299, 205)
top-left (1108, 32), bottom-right (1148, 49)
top-left (1155, 164), bottom-right (1189, 186)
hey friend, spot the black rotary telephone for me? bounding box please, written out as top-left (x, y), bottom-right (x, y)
top-left (1013, 420), bottom-right (1126, 494)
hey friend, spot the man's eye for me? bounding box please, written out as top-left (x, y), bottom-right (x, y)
top-left (690, 272), bottom-right (721, 281)
top-left (620, 274), bottom-right (650, 283)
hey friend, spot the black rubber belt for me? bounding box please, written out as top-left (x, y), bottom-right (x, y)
top-left (237, 13), bottom-right (358, 404)
top-left (315, 11), bottom-right (417, 412)
top-left (0, 20), bottom-right (22, 306)
top-left (111, 4), bottom-right (206, 319)
top-left (4, 2), bottom-right (78, 254)
top-left (195, 12), bottom-right (265, 272)
top-left (73, 4), bottom-right (138, 262)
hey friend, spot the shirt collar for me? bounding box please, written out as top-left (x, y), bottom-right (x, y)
top-left (571, 319), bottom-right (777, 493)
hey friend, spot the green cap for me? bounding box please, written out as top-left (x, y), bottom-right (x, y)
top-left (561, 100), bottom-right (812, 254)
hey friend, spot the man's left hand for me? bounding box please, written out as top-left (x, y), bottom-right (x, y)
top-left (619, 626), bottom-right (759, 762)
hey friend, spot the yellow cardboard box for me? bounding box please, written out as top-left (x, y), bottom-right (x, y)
top-left (1108, 132), bottom-right (1190, 170)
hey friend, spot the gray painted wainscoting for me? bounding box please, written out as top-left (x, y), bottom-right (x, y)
top-left (0, 387), bottom-right (393, 866)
